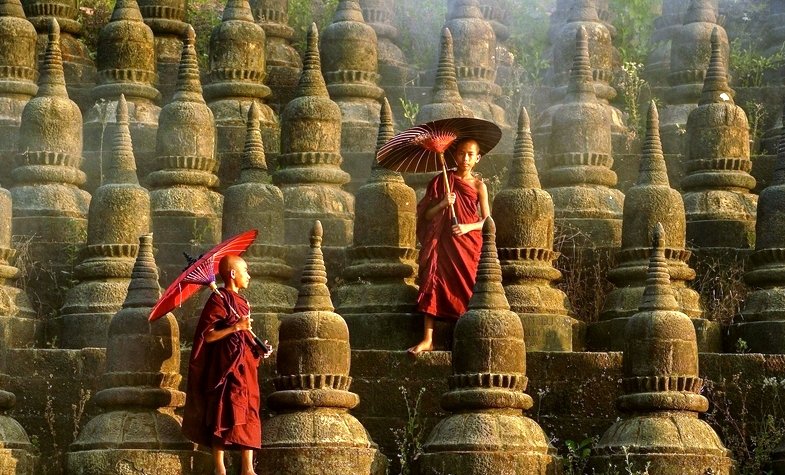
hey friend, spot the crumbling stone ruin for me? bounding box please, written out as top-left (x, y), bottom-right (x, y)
top-left (2, 1), bottom-right (785, 474)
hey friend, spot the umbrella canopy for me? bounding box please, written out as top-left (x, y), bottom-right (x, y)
top-left (376, 117), bottom-right (502, 174)
top-left (148, 229), bottom-right (258, 321)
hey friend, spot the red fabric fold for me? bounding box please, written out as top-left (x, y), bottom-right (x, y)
top-left (183, 288), bottom-right (262, 449)
top-left (416, 172), bottom-right (483, 320)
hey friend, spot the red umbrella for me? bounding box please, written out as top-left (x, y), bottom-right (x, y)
top-left (148, 229), bottom-right (259, 321)
top-left (376, 117), bottom-right (502, 224)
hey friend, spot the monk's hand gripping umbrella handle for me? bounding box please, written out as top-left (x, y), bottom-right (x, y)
top-left (439, 152), bottom-right (459, 226)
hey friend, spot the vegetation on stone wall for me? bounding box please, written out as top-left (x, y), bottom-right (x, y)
top-left (288, 0), bottom-right (339, 50)
top-left (705, 374), bottom-right (785, 475)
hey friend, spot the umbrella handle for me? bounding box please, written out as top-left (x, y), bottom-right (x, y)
top-left (211, 285), bottom-right (273, 356)
top-left (439, 152), bottom-right (459, 226)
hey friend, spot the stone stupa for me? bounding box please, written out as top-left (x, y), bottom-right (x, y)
top-left (590, 102), bottom-right (716, 352)
top-left (320, 0), bottom-right (383, 194)
top-left (590, 223), bottom-right (734, 474)
top-left (273, 23), bottom-right (353, 280)
top-left (731, 102), bottom-right (785, 354)
top-left (21, 0), bottom-right (96, 111)
top-left (493, 107), bottom-right (576, 352)
top-left (418, 217), bottom-right (560, 474)
top-left (0, 0), bottom-right (38, 189)
top-left (67, 234), bottom-right (212, 474)
top-left (205, 0), bottom-right (279, 191)
top-left (57, 95), bottom-right (150, 349)
top-left (82, 0), bottom-right (161, 193)
top-left (334, 98), bottom-right (419, 350)
top-left (221, 102), bottom-right (297, 354)
top-left (682, 27), bottom-right (757, 251)
top-left (260, 220), bottom-right (387, 475)
top-left (149, 25), bottom-right (222, 334)
top-left (11, 18), bottom-right (90, 320)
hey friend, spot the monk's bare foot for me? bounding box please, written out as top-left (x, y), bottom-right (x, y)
top-left (407, 340), bottom-right (433, 355)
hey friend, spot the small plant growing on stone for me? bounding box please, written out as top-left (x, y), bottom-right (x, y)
top-left (691, 254), bottom-right (748, 327)
top-left (729, 38), bottom-right (785, 88)
top-left (398, 97), bottom-right (420, 128)
top-left (704, 374), bottom-right (785, 475)
top-left (391, 386), bottom-right (426, 475)
top-left (735, 338), bottom-right (750, 354)
top-left (615, 61), bottom-right (650, 143)
top-left (553, 226), bottom-right (615, 325)
top-left (741, 100), bottom-right (769, 154)
top-left (563, 436), bottom-right (594, 475)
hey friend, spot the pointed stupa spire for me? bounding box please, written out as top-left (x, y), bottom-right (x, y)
top-left (370, 97), bottom-right (398, 178)
top-left (684, 0), bottom-right (717, 24)
top-left (375, 97), bottom-right (394, 153)
top-left (775, 103), bottom-right (785, 186)
top-left (432, 27), bottom-right (463, 104)
top-left (37, 18), bottom-right (68, 98)
top-left (333, 0), bottom-right (364, 22)
top-left (507, 107), bottom-right (540, 189)
top-left (467, 217), bottom-right (511, 311)
top-left (296, 23), bottom-right (329, 98)
top-left (293, 220), bottom-right (334, 312)
top-left (637, 101), bottom-right (669, 186)
top-left (105, 94), bottom-right (139, 185)
top-left (568, 0), bottom-right (600, 22)
top-left (567, 25), bottom-right (595, 98)
top-left (173, 25), bottom-right (204, 103)
top-left (238, 102), bottom-right (268, 182)
top-left (221, 0), bottom-right (254, 22)
top-left (123, 234), bottom-right (161, 309)
top-left (110, 0), bottom-right (144, 22)
top-left (638, 223), bottom-right (680, 312)
top-left (699, 27), bottom-right (733, 105)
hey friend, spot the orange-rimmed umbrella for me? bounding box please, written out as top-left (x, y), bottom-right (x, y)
top-left (376, 117), bottom-right (502, 224)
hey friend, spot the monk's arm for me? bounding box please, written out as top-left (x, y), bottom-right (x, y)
top-left (453, 181), bottom-right (490, 234)
top-left (203, 315), bottom-right (252, 343)
top-left (423, 193), bottom-right (455, 221)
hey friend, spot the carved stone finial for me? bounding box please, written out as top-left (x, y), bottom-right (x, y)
top-left (38, 18), bottom-right (68, 98)
top-left (416, 27), bottom-right (473, 123)
top-left (466, 217), bottom-right (510, 311)
top-left (699, 27), bottom-right (733, 105)
top-left (638, 223), bottom-right (680, 312)
top-left (432, 27), bottom-right (462, 104)
top-left (173, 25), bottom-right (203, 103)
top-left (122, 234), bottom-right (160, 308)
top-left (222, 0), bottom-right (254, 21)
top-left (296, 23), bottom-right (328, 98)
top-left (110, 0), bottom-right (144, 21)
top-left (508, 107), bottom-right (540, 189)
top-left (375, 97), bottom-right (394, 154)
top-left (638, 101), bottom-right (669, 186)
top-left (105, 94), bottom-right (139, 185)
top-left (369, 97), bottom-right (400, 178)
top-left (240, 102), bottom-right (267, 175)
top-left (293, 220), bottom-right (334, 313)
top-left (567, 25), bottom-right (594, 98)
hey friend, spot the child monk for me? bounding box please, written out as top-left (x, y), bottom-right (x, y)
top-left (407, 137), bottom-right (490, 354)
top-left (182, 254), bottom-right (269, 475)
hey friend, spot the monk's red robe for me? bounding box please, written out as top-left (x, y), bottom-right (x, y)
top-left (182, 288), bottom-right (262, 449)
top-left (416, 172), bottom-right (483, 320)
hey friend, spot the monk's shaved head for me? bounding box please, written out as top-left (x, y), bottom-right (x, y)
top-left (219, 255), bottom-right (246, 283)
